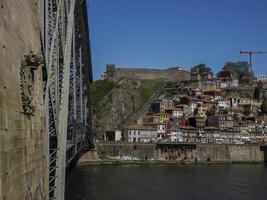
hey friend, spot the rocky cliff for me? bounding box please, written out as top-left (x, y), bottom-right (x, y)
top-left (91, 79), bottom-right (165, 140)
top-left (93, 88), bottom-right (133, 140)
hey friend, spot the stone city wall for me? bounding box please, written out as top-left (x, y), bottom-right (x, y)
top-left (0, 1), bottom-right (48, 200)
top-left (106, 65), bottom-right (191, 82)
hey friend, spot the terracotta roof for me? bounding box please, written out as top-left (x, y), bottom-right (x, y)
top-left (165, 109), bottom-right (174, 111)
top-left (172, 108), bottom-right (183, 111)
top-left (169, 128), bottom-right (181, 131)
top-left (127, 124), bottom-right (156, 130)
top-left (203, 100), bottom-right (215, 104)
top-left (204, 126), bottom-right (219, 130)
top-left (179, 126), bottom-right (196, 129)
top-left (175, 104), bottom-right (189, 108)
top-left (155, 113), bottom-right (172, 116)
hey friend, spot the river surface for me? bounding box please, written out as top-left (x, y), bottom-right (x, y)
top-left (66, 164), bottom-right (267, 200)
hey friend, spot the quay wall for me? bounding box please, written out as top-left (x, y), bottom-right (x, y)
top-left (95, 143), bottom-right (265, 163)
top-left (0, 1), bottom-right (47, 200)
top-left (96, 143), bottom-right (156, 160)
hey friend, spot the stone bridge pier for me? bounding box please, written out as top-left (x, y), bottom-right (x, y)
top-left (0, 0), bottom-right (93, 200)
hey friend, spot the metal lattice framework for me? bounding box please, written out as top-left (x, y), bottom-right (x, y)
top-left (42, 0), bottom-right (93, 199)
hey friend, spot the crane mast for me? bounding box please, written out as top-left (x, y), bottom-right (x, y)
top-left (240, 51), bottom-right (267, 80)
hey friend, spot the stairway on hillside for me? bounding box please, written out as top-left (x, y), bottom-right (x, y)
top-left (124, 84), bottom-right (167, 127)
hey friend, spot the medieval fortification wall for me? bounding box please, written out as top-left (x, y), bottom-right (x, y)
top-left (106, 64), bottom-right (191, 82)
top-left (0, 1), bottom-right (48, 199)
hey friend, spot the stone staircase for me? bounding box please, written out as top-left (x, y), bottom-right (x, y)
top-left (80, 149), bottom-right (100, 161)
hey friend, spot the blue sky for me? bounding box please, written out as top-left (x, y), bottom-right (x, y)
top-left (87, 0), bottom-right (267, 80)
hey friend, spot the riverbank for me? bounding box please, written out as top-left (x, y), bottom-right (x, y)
top-left (78, 142), bottom-right (267, 165)
top-left (78, 159), bottom-right (264, 166)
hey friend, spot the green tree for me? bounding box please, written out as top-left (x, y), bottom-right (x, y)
top-left (191, 64), bottom-right (213, 75)
top-left (222, 108), bottom-right (229, 115)
top-left (222, 61), bottom-right (250, 79)
top-left (206, 105), bottom-right (217, 116)
top-left (90, 79), bottom-right (118, 107)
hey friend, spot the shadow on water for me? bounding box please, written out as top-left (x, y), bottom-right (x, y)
top-left (65, 144), bottom-right (95, 200)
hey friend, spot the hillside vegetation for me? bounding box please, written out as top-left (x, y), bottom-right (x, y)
top-left (90, 79), bottom-right (118, 108)
top-left (132, 80), bottom-right (165, 111)
top-left (90, 79), bottom-right (165, 110)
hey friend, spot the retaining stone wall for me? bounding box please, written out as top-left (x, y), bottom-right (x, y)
top-left (96, 143), bottom-right (264, 162)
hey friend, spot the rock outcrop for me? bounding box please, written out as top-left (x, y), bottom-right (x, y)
top-left (93, 88), bottom-right (134, 140)
top-left (92, 79), bottom-right (165, 140)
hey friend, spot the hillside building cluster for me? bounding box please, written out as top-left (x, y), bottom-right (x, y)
top-left (125, 68), bottom-right (267, 144)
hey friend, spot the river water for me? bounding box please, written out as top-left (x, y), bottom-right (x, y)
top-left (66, 164), bottom-right (267, 200)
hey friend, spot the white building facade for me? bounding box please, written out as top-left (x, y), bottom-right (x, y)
top-left (127, 125), bottom-right (157, 142)
top-left (257, 75), bottom-right (267, 82)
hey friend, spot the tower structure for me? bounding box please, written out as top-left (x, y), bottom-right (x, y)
top-left (240, 51), bottom-right (267, 80)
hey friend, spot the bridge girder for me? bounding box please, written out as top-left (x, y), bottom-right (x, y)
top-left (42, 0), bottom-right (92, 199)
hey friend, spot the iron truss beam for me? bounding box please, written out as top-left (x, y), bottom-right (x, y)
top-left (42, 0), bottom-right (93, 199)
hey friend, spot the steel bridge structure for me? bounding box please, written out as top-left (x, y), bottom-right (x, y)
top-left (41, 0), bottom-right (93, 199)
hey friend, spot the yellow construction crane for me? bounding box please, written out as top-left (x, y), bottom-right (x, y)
top-left (240, 51), bottom-right (267, 78)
